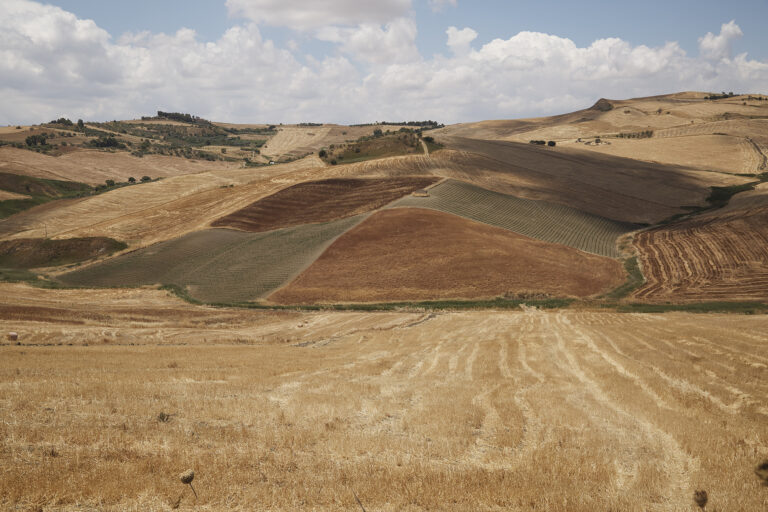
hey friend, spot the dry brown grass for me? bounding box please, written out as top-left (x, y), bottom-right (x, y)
top-left (1, 284), bottom-right (768, 510)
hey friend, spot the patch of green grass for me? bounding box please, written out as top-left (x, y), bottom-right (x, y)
top-left (613, 301), bottom-right (768, 314)
top-left (0, 172), bottom-right (94, 219)
top-left (603, 257), bottom-right (645, 299)
top-left (0, 268), bottom-right (66, 289)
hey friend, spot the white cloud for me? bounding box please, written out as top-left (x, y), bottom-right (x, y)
top-left (698, 20), bottom-right (743, 61)
top-left (429, 0), bottom-right (457, 12)
top-left (1, 3), bottom-right (766, 126)
top-left (225, 0), bottom-right (412, 31)
top-left (446, 26), bottom-right (477, 56)
top-left (316, 18), bottom-right (419, 65)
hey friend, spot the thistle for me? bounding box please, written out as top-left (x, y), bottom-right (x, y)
top-left (693, 489), bottom-right (708, 510)
top-left (180, 469), bottom-right (197, 498)
top-left (756, 460), bottom-right (768, 486)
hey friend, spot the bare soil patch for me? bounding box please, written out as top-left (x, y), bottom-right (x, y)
top-left (270, 208), bottom-right (625, 304)
top-left (212, 177), bottom-right (438, 232)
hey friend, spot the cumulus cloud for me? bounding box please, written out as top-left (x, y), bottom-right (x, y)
top-left (446, 26), bottom-right (477, 56)
top-left (698, 20), bottom-right (743, 60)
top-left (225, 0), bottom-right (412, 31)
top-left (1, 2), bottom-right (767, 126)
top-left (316, 18), bottom-right (419, 64)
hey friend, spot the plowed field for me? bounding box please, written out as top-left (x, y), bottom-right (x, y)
top-left (633, 206), bottom-right (768, 301)
top-left (59, 216), bottom-right (365, 303)
top-left (392, 179), bottom-right (636, 257)
top-left (2, 287), bottom-right (768, 511)
top-left (212, 177), bottom-right (438, 232)
top-left (270, 208), bottom-right (625, 304)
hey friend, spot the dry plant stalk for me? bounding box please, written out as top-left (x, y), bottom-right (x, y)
top-left (180, 469), bottom-right (197, 498)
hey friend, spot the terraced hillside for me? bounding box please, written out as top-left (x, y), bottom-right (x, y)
top-left (633, 206), bottom-right (768, 301)
top-left (212, 177), bottom-right (438, 232)
top-left (59, 216), bottom-right (365, 303)
top-left (270, 208), bottom-right (625, 304)
top-left (391, 180), bottom-right (636, 257)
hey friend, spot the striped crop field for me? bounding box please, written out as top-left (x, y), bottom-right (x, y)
top-left (391, 180), bottom-right (638, 257)
top-left (59, 215), bottom-right (366, 303)
top-left (633, 205), bottom-right (768, 302)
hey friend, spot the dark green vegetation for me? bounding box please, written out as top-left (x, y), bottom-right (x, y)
top-left (0, 237), bottom-right (126, 268)
top-left (612, 301), bottom-right (768, 314)
top-left (602, 257), bottom-right (645, 299)
top-left (320, 132), bottom-right (423, 164)
top-left (392, 180), bottom-right (638, 257)
top-left (0, 173), bottom-right (92, 219)
top-left (0, 267), bottom-right (64, 289)
top-left (60, 217), bottom-right (367, 303)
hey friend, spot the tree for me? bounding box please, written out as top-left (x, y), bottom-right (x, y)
top-left (77, 119), bottom-right (84, 131)
top-left (25, 134), bottom-right (47, 146)
top-left (105, 179), bottom-right (115, 187)
top-left (141, 176), bottom-right (151, 182)
top-left (373, 128), bottom-right (383, 137)
top-left (547, 140), bottom-right (556, 147)
top-left (128, 177), bottom-right (136, 183)
top-left (318, 149), bottom-right (327, 158)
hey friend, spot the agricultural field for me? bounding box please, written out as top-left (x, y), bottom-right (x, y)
top-left (0, 155), bottom-right (332, 247)
top-left (632, 205), bottom-right (768, 302)
top-left (0, 237), bottom-right (126, 268)
top-left (391, 179), bottom-right (636, 257)
top-left (270, 208), bottom-right (625, 304)
top-left (212, 177), bottom-right (438, 232)
top-left (59, 216), bottom-right (367, 303)
top-left (2, 283), bottom-right (768, 511)
top-left (0, 145), bottom-right (239, 186)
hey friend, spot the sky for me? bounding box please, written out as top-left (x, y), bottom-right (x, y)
top-left (1, 0), bottom-right (767, 125)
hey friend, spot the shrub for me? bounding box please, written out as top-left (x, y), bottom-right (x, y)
top-left (318, 149), bottom-right (327, 158)
top-left (547, 140), bottom-right (556, 147)
top-left (128, 177), bottom-right (136, 183)
top-left (25, 134), bottom-right (47, 146)
top-left (141, 176), bottom-right (151, 182)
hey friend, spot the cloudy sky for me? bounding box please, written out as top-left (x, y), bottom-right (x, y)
top-left (2, 0), bottom-right (767, 125)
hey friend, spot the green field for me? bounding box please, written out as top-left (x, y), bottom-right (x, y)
top-left (59, 216), bottom-right (367, 302)
top-left (391, 180), bottom-right (638, 257)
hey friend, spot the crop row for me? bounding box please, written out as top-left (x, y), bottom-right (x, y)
top-left (60, 215), bottom-right (367, 303)
top-left (390, 180), bottom-right (637, 257)
top-left (633, 207), bottom-right (768, 300)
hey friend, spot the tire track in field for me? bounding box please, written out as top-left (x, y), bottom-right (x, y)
top-left (552, 312), bottom-right (696, 509)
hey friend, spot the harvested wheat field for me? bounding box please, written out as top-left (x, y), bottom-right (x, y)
top-left (391, 179), bottom-right (636, 257)
top-left (270, 208), bottom-right (625, 304)
top-left (0, 155), bottom-right (336, 246)
top-left (439, 137), bottom-right (750, 224)
top-left (633, 205), bottom-right (768, 302)
top-left (1, 284), bottom-right (768, 511)
top-left (212, 177), bottom-right (438, 232)
top-left (59, 216), bottom-right (366, 303)
top-left (0, 146), bottom-right (238, 186)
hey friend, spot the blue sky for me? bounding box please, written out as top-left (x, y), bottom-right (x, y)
top-left (44, 0), bottom-right (768, 60)
top-left (2, 0), bottom-right (767, 124)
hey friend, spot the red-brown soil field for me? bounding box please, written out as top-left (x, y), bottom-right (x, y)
top-left (270, 208), bottom-right (625, 303)
top-left (633, 206), bottom-right (768, 301)
top-left (212, 177), bottom-right (438, 232)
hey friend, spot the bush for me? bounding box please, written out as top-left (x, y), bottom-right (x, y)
top-left (141, 176), bottom-right (151, 182)
top-left (105, 179), bottom-right (115, 187)
top-left (25, 134), bottom-right (47, 146)
top-left (128, 177), bottom-right (136, 183)
top-left (547, 141), bottom-right (556, 147)
top-left (318, 149), bottom-right (327, 158)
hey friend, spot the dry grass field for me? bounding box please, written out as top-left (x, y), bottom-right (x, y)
top-left (212, 177), bottom-right (438, 232)
top-left (1, 284), bottom-right (768, 510)
top-left (437, 137), bottom-right (749, 224)
top-left (270, 208), bottom-right (625, 304)
top-left (0, 146), bottom-right (238, 186)
top-left (633, 205), bottom-right (768, 302)
top-left (0, 155), bottom-right (340, 247)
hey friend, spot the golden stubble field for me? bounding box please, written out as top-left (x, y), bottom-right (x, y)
top-left (1, 285), bottom-right (767, 511)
